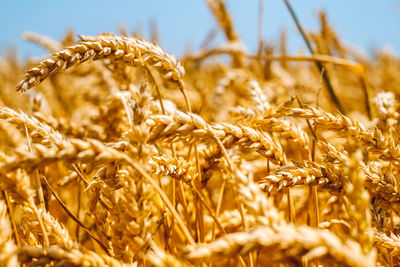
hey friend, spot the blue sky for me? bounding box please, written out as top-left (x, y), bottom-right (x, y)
top-left (1, 1), bottom-right (399, 60)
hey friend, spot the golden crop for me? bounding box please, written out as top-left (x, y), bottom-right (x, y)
top-left (0, 1), bottom-right (399, 266)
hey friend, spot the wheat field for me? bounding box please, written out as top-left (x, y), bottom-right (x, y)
top-left (0, 1), bottom-right (399, 266)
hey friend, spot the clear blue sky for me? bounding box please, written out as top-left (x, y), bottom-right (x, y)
top-left (1, 1), bottom-right (399, 60)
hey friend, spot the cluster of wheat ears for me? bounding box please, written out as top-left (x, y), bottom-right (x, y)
top-left (0, 0), bottom-right (400, 266)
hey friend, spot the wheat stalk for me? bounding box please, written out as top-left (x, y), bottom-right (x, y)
top-left (183, 223), bottom-right (375, 267)
top-left (16, 33), bottom-right (192, 110)
top-left (281, 106), bottom-right (400, 162)
top-left (147, 110), bottom-right (284, 164)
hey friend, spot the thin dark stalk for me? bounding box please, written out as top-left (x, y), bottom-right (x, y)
top-left (283, 0), bottom-right (346, 115)
top-left (41, 176), bottom-right (110, 255)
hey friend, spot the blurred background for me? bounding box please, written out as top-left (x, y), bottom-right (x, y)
top-left (1, 0), bottom-right (399, 60)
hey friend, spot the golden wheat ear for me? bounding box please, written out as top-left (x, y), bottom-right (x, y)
top-left (15, 34), bottom-right (192, 108)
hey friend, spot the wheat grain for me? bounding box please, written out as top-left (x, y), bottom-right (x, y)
top-left (183, 224), bottom-right (375, 267)
top-left (1, 4), bottom-right (399, 266)
top-left (147, 111), bottom-right (284, 164)
top-left (16, 34), bottom-right (190, 109)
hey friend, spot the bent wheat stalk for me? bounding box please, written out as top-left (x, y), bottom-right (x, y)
top-left (16, 33), bottom-right (191, 111)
